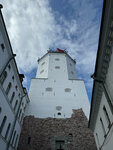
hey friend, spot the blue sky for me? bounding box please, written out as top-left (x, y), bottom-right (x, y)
top-left (1, 0), bottom-right (103, 102)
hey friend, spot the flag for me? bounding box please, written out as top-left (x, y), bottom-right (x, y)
top-left (57, 48), bottom-right (64, 53)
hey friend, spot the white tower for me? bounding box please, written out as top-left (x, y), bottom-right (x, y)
top-left (26, 50), bottom-right (90, 118)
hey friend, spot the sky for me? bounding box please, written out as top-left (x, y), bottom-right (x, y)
top-left (0, 0), bottom-right (103, 102)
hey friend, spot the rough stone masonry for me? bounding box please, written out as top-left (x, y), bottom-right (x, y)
top-left (17, 109), bottom-right (97, 150)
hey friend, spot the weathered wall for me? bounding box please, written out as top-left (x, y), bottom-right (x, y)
top-left (18, 109), bottom-right (97, 150)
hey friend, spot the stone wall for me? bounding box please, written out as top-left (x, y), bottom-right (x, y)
top-left (17, 109), bottom-right (97, 150)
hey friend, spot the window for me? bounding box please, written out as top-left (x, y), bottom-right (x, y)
top-left (96, 133), bottom-right (100, 148)
top-left (8, 65), bottom-right (11, 70)
top-left (55, 58), bottom-right (60, 61)
top-left (46, 87), bottom-right (53, 92)
top-left (64, 88), bottom-right (71, 92)
top-left (15, 85), bottom-right (18, 91)
top-left (18, 93), bottom-right (20, 98)
top-left (100, 118), bottom-right (106, 137)
top-left (103, 106), bottom-right (111, 128)
top-left (55, 140), bottom-right (65, 149)
top-left (5, 123), bottom-right (11, 140)
top-left (27, 137), bottom-right (31, 144)
top-left (12, 76), bottom-right (14, 81)
top-left (55, 66), bottom-right (60, 69)
top-left (1, 43), bottom-right (5, 51)
top-left (40, 70), bottom-right (44, 74)
top-left (57, 112), bottom-right (61, 115)
top-left (68, 133), bottom-right (73, 141)
top-left (0, 71), bottom-right (7, 84)
top-left (6, 82), bottom-right (12, 95)
top-left (14, 100), bottom-right (18, 111)
top-left (41, 62), bottom-right (45, 66)
top-left (10, 92), bottom-right (15, 104)
top-left (11, 130), bottom-right (16, 146)
top-left (18, 109), bottom-right (22, 119)
top-left (14, 134), bottom-right (18, 148)
top-left (20, 113), bottom-right (24, 123)
top-left (0, 116), bottom-right (7, 134)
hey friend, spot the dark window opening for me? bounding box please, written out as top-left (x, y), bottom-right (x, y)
top-left (12, 76), bottom-right (14, 81)
top-left (11, 130), bottom-right (16, 146)
top-left (0, 71), bottom-right (7, 84)
top-left (5, 123), bottom-right (11, 140)
top-left (27, 137), bottom-right (31, 144)
top-left (10, 92), bottom-right (15, 104)
top-left (0, 116), bottom-right (7, 134)
top-left (15, 85), bottom-right (18, 91)
top-left (57, 112), bottom-right (61, 115)
top-left (103, 106), bottom-right (111, 128)
top-left (6, 82), bottom-right (12, 95)
top-left (8, 65), bottom-right (11, 70)
top-left (1, 43), bottom-right (5, 51)
top-left (56, 140), bottom-right (65, 150)
top-left (68, 133), bottom-right (73, 138)
top-left (14, 100), bottom-right (18, 111)
top-left (100, 117), bottom-right (106, 137)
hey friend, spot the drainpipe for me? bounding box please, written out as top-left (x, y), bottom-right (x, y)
top-left (0, 54), bottom-right (16, 78)
top-left (6, 92), bottom-right (27, 150)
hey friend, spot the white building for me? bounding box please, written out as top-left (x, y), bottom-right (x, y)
top-left (0, 4), bottom-right (29, 150)
top-left (89, 0), bottom-right (113, 150)
top-left (26, 50), bottom-right (90, 118)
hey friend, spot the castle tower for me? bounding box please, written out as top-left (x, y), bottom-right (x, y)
top-left (18, 50), bottom-right (97, 150)
top-left (26, 50), bottom-right (90, 118)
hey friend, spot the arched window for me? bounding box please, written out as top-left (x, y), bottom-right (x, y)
top-left (0, 116), bottom-right (7, 134)
top-left (0, 71), bottom-right (7, 84)
top-left (14, 100), bottom-right (18, 111)
top-left (6, 82), bottom-right (12, 95)
top-left (11, 130), bottom-right (16, 146)
top-left (5, 123), bottom-right (11, 140)
top-left (10, 92), bottom-right (15, 104)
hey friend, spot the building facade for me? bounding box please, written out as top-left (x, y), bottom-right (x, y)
top-left (0, 5), bottom-right (29, 150)
top-left (89, 0), bottom-right (113, 150)
top-left (18, 50), bottom-right (97, 150)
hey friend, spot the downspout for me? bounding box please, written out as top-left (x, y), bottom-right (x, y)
top-left (6, 92), bottom-right (27, 150)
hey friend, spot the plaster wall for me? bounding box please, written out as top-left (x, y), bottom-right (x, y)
top-left (0, 137), bottom-right (7, 150)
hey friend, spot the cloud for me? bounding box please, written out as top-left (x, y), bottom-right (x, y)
top-left (0, 0), bottom-right (103, 99)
